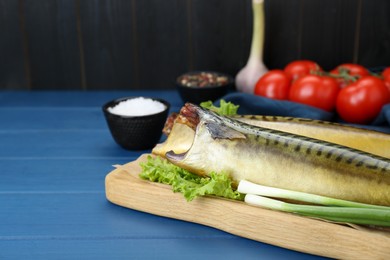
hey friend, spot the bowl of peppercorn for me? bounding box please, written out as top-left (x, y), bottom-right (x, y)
top-left (176, 71), bottom-right (234, 104)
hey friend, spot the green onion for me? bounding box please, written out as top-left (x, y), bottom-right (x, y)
top-left (239, 180), bottom-right (390, 226)
top-left (245, 194), bottom-right (390, 226)
top-left (238, 180), bottom-right (390, 210)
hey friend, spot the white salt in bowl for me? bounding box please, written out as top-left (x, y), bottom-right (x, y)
top-left (103, 97), bottom-right (170, 150)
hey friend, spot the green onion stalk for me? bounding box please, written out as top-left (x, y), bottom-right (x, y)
top-left (239, 180), bottom-right (390, 227)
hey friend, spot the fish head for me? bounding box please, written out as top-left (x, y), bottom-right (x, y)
top-left (165, 105), bottom-right (246, 175)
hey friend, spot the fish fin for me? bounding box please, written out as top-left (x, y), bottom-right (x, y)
top-left (165, 150), bottom-right (185, 161)
top-left (206, 121), bottom-right (246, 140)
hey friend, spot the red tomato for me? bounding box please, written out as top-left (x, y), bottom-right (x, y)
top-left (382, 67), bottom-right (390, 92)
top-left (331, 63), bottom-right (370, 78)
top-left (284, 60), bottom-right (321, 81)
top-left (254, 70), bottom-right (291, 100)
top-left (289, 75), bottom-right (339, 112)
top-left (330, 63), bottom-right (370, 88)
top-left (336, 76), bottom-right (390, 124)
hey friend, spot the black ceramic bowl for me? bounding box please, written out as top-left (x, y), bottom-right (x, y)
top-left (176, 71), bottom-right (234, 104)
top-left (102, 97), bottom-right (170, 150)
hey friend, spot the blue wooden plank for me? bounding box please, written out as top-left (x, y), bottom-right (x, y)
top-left (0, 108), bottom-right (106, 130)
top-left (0, 158), bottom-right (129, 192)
top-left (0, 194), bottom-right (323, 259)
top-left (0, 130), bottom-right (160, 158)
top-left (0, 193), bottom-right (230, 237)
top-left (0, 238), bottom-right (323, 260)
top-left (0, 106), bottom-right (179, 131)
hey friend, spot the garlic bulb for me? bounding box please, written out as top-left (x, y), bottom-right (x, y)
top-left (235, 0), bottom-right (268, 93)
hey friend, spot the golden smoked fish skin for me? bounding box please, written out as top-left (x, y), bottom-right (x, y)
top-left (165, 104), bottom-right (390, 206)
top-left (234, 115), bottom-right (390, 158)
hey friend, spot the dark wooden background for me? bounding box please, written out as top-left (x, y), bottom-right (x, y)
top-left (0, 0), bottom-right (389, 90)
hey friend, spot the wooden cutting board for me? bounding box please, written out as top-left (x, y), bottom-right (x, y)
top-left (105, 154), bottom-right (390, 259)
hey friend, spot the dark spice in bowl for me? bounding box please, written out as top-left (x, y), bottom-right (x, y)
top-left (176, 71), bottom-right (233, 104)
top-left (178, 72), bottom-right (229, 87)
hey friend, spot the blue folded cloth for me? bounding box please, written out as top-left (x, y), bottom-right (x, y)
top-left (218, 93), bottom-right (390, 134)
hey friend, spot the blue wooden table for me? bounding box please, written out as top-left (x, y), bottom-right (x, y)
top-left (0, 90), bottom-right (327, 259)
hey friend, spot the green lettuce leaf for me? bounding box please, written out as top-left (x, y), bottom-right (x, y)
top-left (200, 99), bottom-right (239, 116)
top-left (139, 156), bottom-right (243, 202)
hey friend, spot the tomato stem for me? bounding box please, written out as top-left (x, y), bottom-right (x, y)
top-left (312, 68), bottom-right (358, 82)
